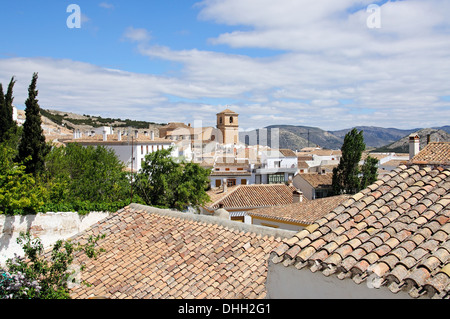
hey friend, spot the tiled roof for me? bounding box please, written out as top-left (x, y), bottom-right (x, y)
top-left (205, 184), bottom-right (299, 211)
top-left (70, 204), bottom-right (292, 299)
top-left (63, 135), bottom-right (170, 145)
top-left (279, 149), bottom-right (297, 157)
top-left (297, 173), bottom-right (333, 188)
top-left (249, 195), bottom-right (350, 226)
top-left (410, 142), bottom-right (450, 166)
top-left (271, 165), bottom-right (450, 299)
top-left (217, 109), bottom-right (237, 114)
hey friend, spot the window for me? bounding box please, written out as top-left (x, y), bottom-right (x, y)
top-left (227, 179), bottom-right (236, 187)
top-left (215, 179), bottom-right (222, 188)
top-left (268, 173), bottom-right (285, 184)
top-left (241, 179), bottom-right (247, 185)
top-left (230, 116), bottom-right (233, 123)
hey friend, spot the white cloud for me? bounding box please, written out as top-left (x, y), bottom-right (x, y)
top-left (99, 2), bottom-right (115, 10)
top-left (122, 27), bottom-right (151, 43)
top-left (2, 0), bottom-right (450, 131)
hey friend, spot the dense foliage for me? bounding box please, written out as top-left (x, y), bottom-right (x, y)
top-left (332, 128), bottom-right (379, 195)
top-left (0, 77), bottom-right (18, 142)
top-left (0, 74), bottom-right (139, 215)
top-left (134, 148), bottom-right (211, 211)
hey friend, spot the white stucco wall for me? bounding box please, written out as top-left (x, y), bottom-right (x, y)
top-left (266, 262), bottom-right (410, 299)
top-left (0, 212), bottom-right (109, 266)
top-left (251, 217), bottom-right (305, 232)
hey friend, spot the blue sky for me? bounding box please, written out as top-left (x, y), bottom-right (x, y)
top-left (1, 0), bottom-right (449, 130)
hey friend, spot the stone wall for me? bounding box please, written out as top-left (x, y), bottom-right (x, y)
top-left (0, 212), bottom-right (109, 266)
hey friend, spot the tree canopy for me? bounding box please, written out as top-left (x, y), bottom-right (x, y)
top-left (332, 128), bottom-right (379, 195)
top-left (134, 148), bottom-right (211, 211)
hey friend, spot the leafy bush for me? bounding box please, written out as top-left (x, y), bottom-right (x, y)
top-left (0, 232), bottom-right (105, 299)
top-left (0, 144), bottom-right (47, 215)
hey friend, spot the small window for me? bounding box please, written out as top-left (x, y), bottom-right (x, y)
top-left (230, 116), bottom-right (233, 123)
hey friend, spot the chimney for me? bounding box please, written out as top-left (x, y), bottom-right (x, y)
top-left (409, 133), bottom-right (420, 160)
top-left (223, 179), bottom-right (228, 193)
top-left (427, 134), bottom-right (431, 145)
top-left (293, 190), bottom-right (303, 203)
top-left (118, 130), bottom-right (122, 141)
top-left (150, 131), bottom-right (155, 141)
top-left (135, 130), bottom-right (139, 139)
top-left (103, 128), bottom-right (108, 141)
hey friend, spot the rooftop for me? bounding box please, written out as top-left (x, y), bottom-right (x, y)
top-left (297, 172), bottom-right (333, 188)
top-left (205, 184), bottom-right (300, 212)
top-left (410, 142), bottom-right (450, 166)
top-left (70, 204), bottom-right (293, 299)
top-left (249, 195), bottom-right (350, 226)
top-left (271, 165), bottom-right (450, 299)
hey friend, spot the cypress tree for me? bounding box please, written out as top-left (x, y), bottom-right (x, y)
top-left (0, 77), bottom-right (18, 142)
top-left (18, 73), bottom-right (50, 175)
top-left (332, 128), bottom-right (366, 195)
top-left (0, 83), bottom-right (5, 141)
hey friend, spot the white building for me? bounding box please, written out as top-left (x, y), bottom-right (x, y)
top-left (254, 149), bottom-right (298, 184)
top-left (64, 129), bottom-right (175, 172)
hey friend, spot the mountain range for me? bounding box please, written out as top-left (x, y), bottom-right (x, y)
top-left (239, 125), bottom-right (450, 152)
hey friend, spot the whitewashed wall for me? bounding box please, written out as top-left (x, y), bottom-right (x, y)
top-left (0, 212), bottom-right (109, 266)
top-left (266, 262), bottom-right (410, 299)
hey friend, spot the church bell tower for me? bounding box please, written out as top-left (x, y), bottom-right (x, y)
top-left (216, 109), bottom-right (239, 145)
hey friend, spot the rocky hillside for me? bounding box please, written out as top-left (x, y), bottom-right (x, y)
top-left (375, 128), bottom-right (450, 153)
top-left (240, 125), bottom-right (344, 150)
top-left (331, 126), bottom-right (418, 148)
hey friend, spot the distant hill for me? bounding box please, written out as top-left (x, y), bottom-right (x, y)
top-left (240, 125), bottom-right (344, 150)
top-left (374, 128), bottom-right (450, 153)
top-left (239, 124), bottom-right (450, 151)
top-left (40, 109), bottom-right (165, 131)
top-left (330, 126), bottom-right (418, 148)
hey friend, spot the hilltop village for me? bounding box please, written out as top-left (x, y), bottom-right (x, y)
top-left (3, 106), bottom-right (450, 300)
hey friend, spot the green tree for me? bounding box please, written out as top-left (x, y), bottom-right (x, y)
top-left (360, 155), bottom-right (379, 189)
top-left (0, 143), bottom-right (47, 215)
top-left (134, 148), bottom-right (211, 211)
top-left (332, 128), bottom-right (366, 195)
top-left (42, 143), bottom-right (133, 212)
top-left (0, 77), bottom-right (17, 142)
top-left (17, 73), bottom-right (50, 175)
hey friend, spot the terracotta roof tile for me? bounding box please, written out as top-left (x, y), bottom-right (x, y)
top-left (410, 142), bottom-right (450, 166)
top-left (248, 195), bottom-right (350, 225)
top-left (271, 164), bottom-right (450, 299)
top-left (70, 204), bottom-right (293, 299)
top-left (205, 184), bottom-right (300, 211)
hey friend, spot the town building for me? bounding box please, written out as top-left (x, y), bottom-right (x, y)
top-left (209, 157), bottom-right (253, 189)
top-left (293, 172), bottom-right (333, 200)
top-left (201, 184), bottom-right (300, 223)
top-left (254, 149), bottom-right (298, 184)
top-left (216, 109), bottom-right (239, 145)
top-left (62, 128), bottom-right (175, 172)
